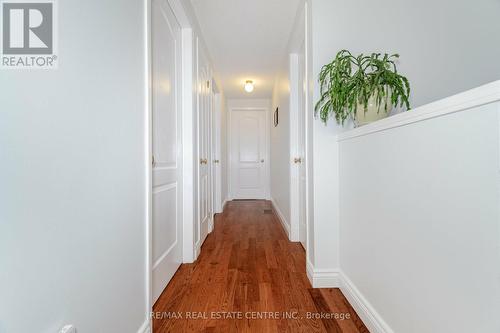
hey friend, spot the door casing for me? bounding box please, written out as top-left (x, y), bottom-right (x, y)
top-left (288, 2), bottom-right (310, 255)
top-left (228, 103), bottom-right (270, 200)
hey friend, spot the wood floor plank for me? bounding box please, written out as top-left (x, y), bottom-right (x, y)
top-left (153, 200), bottom-right (369, 333)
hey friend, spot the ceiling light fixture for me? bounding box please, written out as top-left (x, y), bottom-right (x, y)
top-left (244, 80), bottom-right (254, 93)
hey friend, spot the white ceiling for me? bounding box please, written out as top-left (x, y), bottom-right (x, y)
top-left (191, 0), bottom-right (302, 99)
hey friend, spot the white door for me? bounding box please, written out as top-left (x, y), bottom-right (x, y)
top-left (197, 53), bottom-right (212, 249)
top-left (297, 47), bottom-right (307, 249)
top-left (208, 82), bottom-right (214, 230)
top-left (213, 93), bottom-right (223, 213)
top-left (151, 0), bottom-right (182, 303)
top-left (230, 109), bottom-right (268, 199)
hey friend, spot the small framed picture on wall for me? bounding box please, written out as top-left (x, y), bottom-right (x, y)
top-left (274, 107), bottom-right (279, 127)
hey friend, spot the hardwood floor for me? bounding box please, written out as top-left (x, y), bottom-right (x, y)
top-left (153, 200), bottom-right (369, 333)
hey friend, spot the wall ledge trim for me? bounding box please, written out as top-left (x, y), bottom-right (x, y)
top-left (338, 80), bottom-right (500, 142)
top-left (339, 271), bottom-right (394, 333)
top-left (271, 198), bottom-right (291, 239)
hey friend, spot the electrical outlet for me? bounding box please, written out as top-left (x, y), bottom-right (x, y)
top-left (59, 325), bottom-right (76, 333)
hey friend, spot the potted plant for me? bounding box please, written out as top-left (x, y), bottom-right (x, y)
top-left (315, 50), bottom-right (411, 126)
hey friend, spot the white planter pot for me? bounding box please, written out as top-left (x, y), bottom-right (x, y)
top-left (354, 93), bottom-right (392, 127)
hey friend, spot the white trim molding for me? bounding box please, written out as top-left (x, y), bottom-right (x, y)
top-left (222, 197), bottom-right (229, 211)
top-left (306, 259), bottom-right (340, 288)
top-left (271, 198), bottom-right (290, 239)
top-left (137, 319), bottom-right (151, 333)
top-left (180, 27), bottom-right (196, 264)
top-left (144, 0), bottom-right (153, 326)
top-left (208, 216), bottom-right (214, 233)
top-left (304, 264), bottom-right (394, 333)
top-left (339, 271), bottom-right (394, 333)
top-left (338, 80), bottom-right (500, 142)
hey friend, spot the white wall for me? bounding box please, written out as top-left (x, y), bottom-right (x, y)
top-left (0, 0), bottom-right (148, 332)
top-left (268, 0), bottom-right (309, 242)
top-left (313, 0), bottom-right (500, 110)
top-left (310, 0), bottom-right (500, 274)
top-left (338, 100), bottom-right (500, 332)
top-left (271, 58), bottom-right (291, 230)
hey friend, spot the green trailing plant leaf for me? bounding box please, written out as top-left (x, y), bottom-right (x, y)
top-left (314, 50), bottom-right (411, 125)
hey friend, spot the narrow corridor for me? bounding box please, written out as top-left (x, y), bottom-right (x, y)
top-left (153, 200), bottom-right (368, 332)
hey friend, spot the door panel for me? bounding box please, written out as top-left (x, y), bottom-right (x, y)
top-left (239, 168), bottom-right (260, 188)
top-left (151, 0), bottom-right (182, 303)
top-left (152, 185), bottom-right (177, 262)
top-left (231, 110), bottom-right (267, 199)
top-left (238, 117), bottom-right (260, 162)
top-left (197, 47), bottom-right (212, 250)
top-left (213, 94), bottom-right (223, 214)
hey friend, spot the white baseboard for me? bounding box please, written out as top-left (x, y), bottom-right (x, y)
top-left (216, 197), bottom-right (229, 214)
top-left (305, 263), bottom-right (393, 332)
top-left (306, 259), bottom-right (340, 288)
top-left (209, 216), bottom-right (214, 233)
top-left (270, 198), bottom-right (290, 239)
top-left (222, 197), bottom-right (229, 210)
top-left (137, 319), bottom-right (151, 333)
top-left (339, 270), bottom-right (394, 333)
top-left (194, 240), bottom-right (200, 260)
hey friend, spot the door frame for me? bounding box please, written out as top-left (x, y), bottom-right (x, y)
top-left (227, 101), bottom-right (271, 200)
top-left (145, 0), bottom-right (198, 327)
top-left (288, 2), bottom-right (310, 253)
top-left (289, 53), bottom-right (301, 242)
top-left (145, 0), bottom-right (152, 324)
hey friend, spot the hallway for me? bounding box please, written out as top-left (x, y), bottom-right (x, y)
top-left (153, 201), bottom-right (368, 333)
